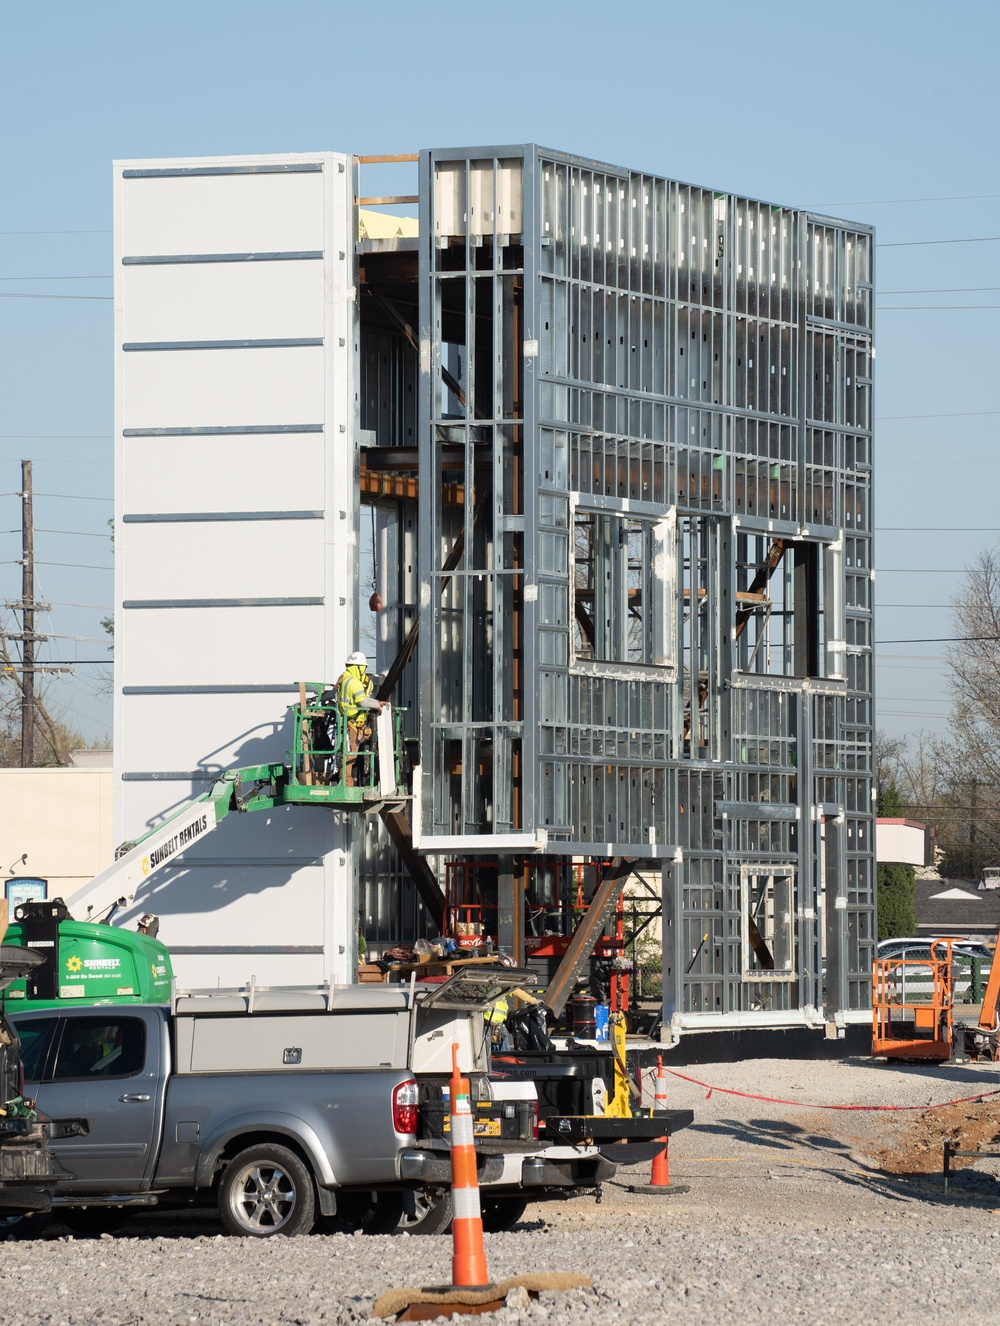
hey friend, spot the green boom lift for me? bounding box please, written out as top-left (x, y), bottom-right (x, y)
top-left (2, 685), bottom-right (409, 1011)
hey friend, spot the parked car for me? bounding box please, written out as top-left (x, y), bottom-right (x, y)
top-left (875, 938), bottom-right (992, 1002)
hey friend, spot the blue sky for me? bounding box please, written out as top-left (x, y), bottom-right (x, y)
top-left (0, 0), bottom-right (997, 746)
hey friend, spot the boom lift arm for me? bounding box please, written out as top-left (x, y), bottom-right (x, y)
top-left (66, 687), bottom-right (407, 923)
top-left (66, 761), bottom-right (290, 921)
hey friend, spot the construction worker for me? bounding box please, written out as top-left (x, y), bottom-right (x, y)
top-left (484, 994), bottom-right (512, 1051)
top-left (338, 652), bottom-right (383, 787)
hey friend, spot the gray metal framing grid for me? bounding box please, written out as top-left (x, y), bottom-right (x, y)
top-left (413, 144), bottom-right (874, 1026)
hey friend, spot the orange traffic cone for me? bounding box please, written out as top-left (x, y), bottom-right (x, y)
top-left (371, 1039), bottom-right (594, 1320)
top-left (447, 1042), bottom-right (492, 1290)
top-left (627, 1056), bottom-right (689, 1196)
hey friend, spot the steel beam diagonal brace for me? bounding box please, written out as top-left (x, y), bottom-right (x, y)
top-left (379, 806), bottom-right (446, 931)
top-left (734, 537), bottom-right (787, 642)
top-left (543, 858), bottom-right (634, 1017)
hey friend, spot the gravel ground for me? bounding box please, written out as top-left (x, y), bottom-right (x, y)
top-left (6, 1053), bottom-right (1000, 1325)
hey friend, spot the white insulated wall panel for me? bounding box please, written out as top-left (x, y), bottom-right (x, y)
top-left (122, 346), bottom-right (326, 431)
top-left (122, 261), bottom-right (326, 343)
top-left (120, 693), bottom-right (304, 777)
top-left (139, 865), bottom-right (326, 944)
top-left (122, 434), bottom-right (325, 514)
top-left (121, 520), bottom-right (326, 600)
top-left (120, 170), bottom-right (326, 255)
top-left (121, 606), bottom-right (326, 687)
top-left (114, 153), bottom-right (357, 989)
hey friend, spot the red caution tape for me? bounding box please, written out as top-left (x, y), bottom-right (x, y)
top-left (657, 1066), bottom-right (1000, 1113)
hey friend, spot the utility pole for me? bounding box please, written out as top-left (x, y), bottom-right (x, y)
top-left (20, 460), bottom-right (34, 767)
top-left (1, 461), bottom-right (65, 765)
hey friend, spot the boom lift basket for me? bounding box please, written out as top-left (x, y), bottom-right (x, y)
top-left (283, 682), bottom-right (407, 808)
top-left (872, 940), bottom-right (954, 1060)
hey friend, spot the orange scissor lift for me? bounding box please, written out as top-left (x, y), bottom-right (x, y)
top-left (871, 939), bottom-right (955, 1060)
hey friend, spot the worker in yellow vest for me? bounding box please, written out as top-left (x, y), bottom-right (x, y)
top-left (485, 994), bottom-right (511, 1050)
top-left (338, 652), bottom-right (384, 787)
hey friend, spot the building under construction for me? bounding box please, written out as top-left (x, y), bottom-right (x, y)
top-left (113, 144), bottom-right (874, 1041)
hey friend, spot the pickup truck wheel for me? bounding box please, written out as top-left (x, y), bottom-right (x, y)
top-left (59, 1208), bottom-right (130, 1237)
top-left (218, 1143), bottom-right (315, 1238)
top-left (397, 1189), bottom-right (452, 1235)
top-left (315, 1190), bottom-right (406, 1235)
top-left (480, 1195), bottom-right (528, 1232)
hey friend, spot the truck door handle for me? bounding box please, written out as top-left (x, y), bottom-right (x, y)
top-left (119, 1094), bottom-right (151, 1103)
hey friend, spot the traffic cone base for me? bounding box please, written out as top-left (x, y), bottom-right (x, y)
top-left (374, 1273), bottom-right (593, 1321)
top-left (625, 1182), bottom-right (691, 1195)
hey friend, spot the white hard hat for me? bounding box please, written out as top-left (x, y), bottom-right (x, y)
top-left (346, 651), bottom-right (368, 667)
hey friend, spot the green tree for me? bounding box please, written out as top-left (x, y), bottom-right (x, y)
top-left (876, 779), bottom-right (917, 939)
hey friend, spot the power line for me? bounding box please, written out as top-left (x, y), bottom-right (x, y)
top-left (0, 435), bottom-right (110, 439)
top-left (41, 634), bottom-right (109, 642)
top-left (877, 411), bottom-right (999, 420)
top-left (0, 228), bottom-right (111, 236)
top-left (34, 528), bottom-right (109, 539)
top-left (0, 275), bottom-right (111, 281)
top-left (878, 236), bottom-right (1000, 248)
top-left (810, 193), bottom-right (1000, 206)
top-left (878, 710), bottom-right (951, 718)
top-left (879, 287), bottom-right (1000, 295)
top-left (32, 562), bottom-right (111, 572)
top-left (875, 285), bottom-right (997, 295)
top-left (875, 696), bottom-right (950, 703)
top-left (877, 653), bottom-right (950, 660)
top-left (0, 293), bottom-right (111, 302)
top-left (879, 305), bottom-right (1000, 311)
top-left (876, 637), bottom-right (1000, 644)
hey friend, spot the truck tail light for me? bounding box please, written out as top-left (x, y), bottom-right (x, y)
top-left (532, 1099), bottom-right (539, 1141)
top-left (392, 1079), bottom-right (419, 1135)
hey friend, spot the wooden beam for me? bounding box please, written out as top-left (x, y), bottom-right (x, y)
top-left (359, 467), bottom-right (464, 506)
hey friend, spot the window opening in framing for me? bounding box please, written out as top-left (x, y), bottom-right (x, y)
top-left (741, 867), bottom-right (795, 981)
top-left (679, 515), bottom-right (718, 757)
top-left (735, 534), bottom-right (844, 679)
top-left (571, 508), bottom-right (671, 668)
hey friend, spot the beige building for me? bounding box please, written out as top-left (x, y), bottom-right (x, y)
top-left (0, 763), bottom-right (113, 917)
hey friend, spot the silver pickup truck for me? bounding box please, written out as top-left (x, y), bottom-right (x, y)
top-left (8, 968), bottom-right (612, 1237)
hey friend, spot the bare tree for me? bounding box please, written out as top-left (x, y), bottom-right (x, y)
top-left (874, 729), bottom-right (907, 806)
top-left (933, 547), bottom-right (1000, 875)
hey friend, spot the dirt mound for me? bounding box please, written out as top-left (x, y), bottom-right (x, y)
top-left (867, 1101), bottom-right (1000, 1174)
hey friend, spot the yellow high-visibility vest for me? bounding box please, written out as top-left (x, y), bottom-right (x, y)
top-left (338, 666), bottom-right (373, 723)
top-left (485, 996), bottom-right (510, 1025)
